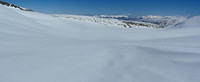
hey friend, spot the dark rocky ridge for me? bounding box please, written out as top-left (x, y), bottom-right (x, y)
top-left (0, 1), bottom-right (33, 11)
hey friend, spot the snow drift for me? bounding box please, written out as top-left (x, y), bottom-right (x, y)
top-left (0, 4), bottom-right (200, 82)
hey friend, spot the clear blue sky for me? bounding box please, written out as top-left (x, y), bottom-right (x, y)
top-left (3, 0), bottom-right (200, 16)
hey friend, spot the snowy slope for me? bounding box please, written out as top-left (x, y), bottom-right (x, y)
top-left (1, 4), bottom-right (200, 82)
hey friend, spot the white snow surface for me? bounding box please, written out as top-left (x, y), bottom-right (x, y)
top-left (1, 5), bottom-right (200, 82)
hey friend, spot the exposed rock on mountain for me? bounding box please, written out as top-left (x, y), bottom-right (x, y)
top-left (0, 0), bottom-right (33, 11)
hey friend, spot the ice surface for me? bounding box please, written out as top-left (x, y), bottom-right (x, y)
top-left (0, 5), bottom-right (200, 82)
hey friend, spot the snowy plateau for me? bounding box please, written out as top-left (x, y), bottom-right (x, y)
top-left (1, 2), bottom-right (200, 82)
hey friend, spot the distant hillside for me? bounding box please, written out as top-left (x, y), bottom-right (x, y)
top-left (52, 14), bottom-right (160, 28)
top-left (53, 14), bottom-right (187, 28)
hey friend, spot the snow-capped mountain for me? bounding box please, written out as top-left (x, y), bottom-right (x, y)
top-left (96, 15), bottom-right (187, 28)
top-left (96, 15), bottom-right (129, 19)
top-left (52, 14), bottom-right (160, 28)
top-left (0, 0), bottom-right (33, 11)
top-left (134, 15), bottom-right (187, 28)
top-left (52, 14), bottom-right (187, 28)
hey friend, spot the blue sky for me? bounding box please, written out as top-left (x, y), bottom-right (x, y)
top-left (3, 0), bottom-right (200, 16)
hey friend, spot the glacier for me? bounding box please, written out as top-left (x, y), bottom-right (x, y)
top-left (0, 4), bottom-right (200, 82)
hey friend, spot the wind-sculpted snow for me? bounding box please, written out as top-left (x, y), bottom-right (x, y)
top-left (1, 5), bottom-right (200, 82)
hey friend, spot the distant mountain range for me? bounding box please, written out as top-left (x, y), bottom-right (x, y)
top-left (53, 14), bottom-right (187, 28)
top-left (95, 15), bottom-right (187, 28)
